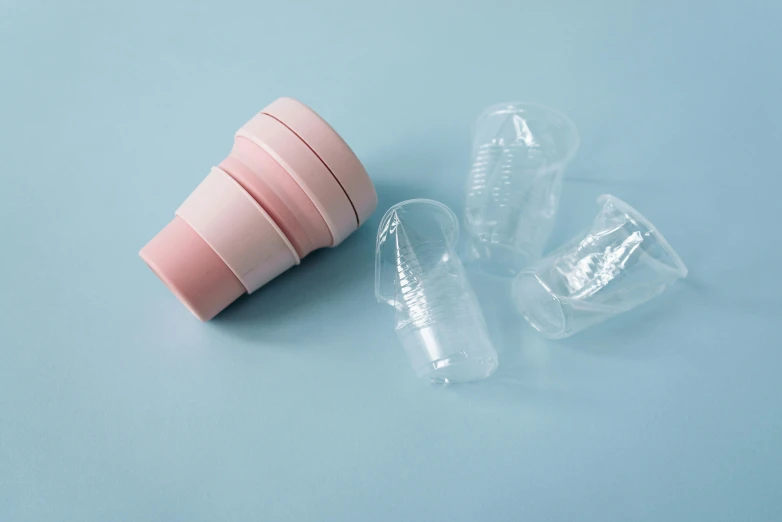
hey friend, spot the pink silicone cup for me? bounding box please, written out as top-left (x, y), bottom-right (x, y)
top-left (140, 97), bottom-right (378, 321)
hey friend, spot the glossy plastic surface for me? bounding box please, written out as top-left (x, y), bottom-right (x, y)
top-left (465, 102), bottom-right (579, 276)
top-left (513, 194), bottom-right (688, 339)
top-left (375, 199), bottom-right (498, 384)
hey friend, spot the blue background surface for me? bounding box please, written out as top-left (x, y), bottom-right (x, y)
top-left (2, 1), bottom-right (781, 520)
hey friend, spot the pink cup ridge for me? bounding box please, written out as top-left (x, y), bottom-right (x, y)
top-left (236, 112), bottom-right (357, 245)
top-left (176, 167), bottom-right (300, 294)
top-left (220, 137), bottom-right (332, 258)
top-left (262, 97), bottom-right (378, 225)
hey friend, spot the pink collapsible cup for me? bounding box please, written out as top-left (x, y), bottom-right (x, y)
top-left (140, 98), bottom-right (377, 321)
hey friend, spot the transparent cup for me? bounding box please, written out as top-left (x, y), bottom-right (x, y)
top-left (465, 102), bottom-right (579, 276)
top-left (375, 199), bottom-right (498, 384)
top-left (513, 194), bottom-right (688, 339)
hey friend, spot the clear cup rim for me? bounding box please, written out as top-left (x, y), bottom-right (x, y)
top-left (598, 194), bottom-right (689, 279)
top-left (471, 101), bottom-right (581, 169)
top-left (374, 198), bottom-right (460, 304)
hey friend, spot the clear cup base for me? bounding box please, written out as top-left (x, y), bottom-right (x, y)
top-left (513, 272), bottom-right (567, 339)
top-left (416, 352), bottom-right (499, 385)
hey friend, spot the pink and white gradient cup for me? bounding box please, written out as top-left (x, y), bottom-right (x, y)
top-left (140, 98), bottom-right (377, 321)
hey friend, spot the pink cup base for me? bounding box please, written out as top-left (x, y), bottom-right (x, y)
top-left (139, 216), bottom-right (246, 321)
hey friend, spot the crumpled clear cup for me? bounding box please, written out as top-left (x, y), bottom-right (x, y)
top-left (513, 194), bottom-right (688, 339)
top-left (375, 199), bottom-right (498, 384)
top-left (465, 102), bottom-right (579, 276)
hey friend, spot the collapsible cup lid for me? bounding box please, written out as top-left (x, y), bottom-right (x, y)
top-left (262, 97), bottom-right (378, 226)
top-left (236, 113), bottom-right (356, 245)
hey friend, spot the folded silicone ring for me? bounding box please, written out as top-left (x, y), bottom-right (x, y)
top-left (262, 97), bottom-right (378, 225)
top-left (220, 138), bottom-right (333, 258)
top-left (176, 167), bottom-right (299, 293)
top-left (236, 113), bottom-right (356, 245)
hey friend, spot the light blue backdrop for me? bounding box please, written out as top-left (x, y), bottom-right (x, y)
top-left (1, 1), bottom-right (780, 520)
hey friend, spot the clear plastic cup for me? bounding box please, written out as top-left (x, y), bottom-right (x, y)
top-left (375, 199), bottom-right (498, 384)
top-left (465, 102), bottom-right (579, 276)
top-left (513, 194), bottom-right (688, 339)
